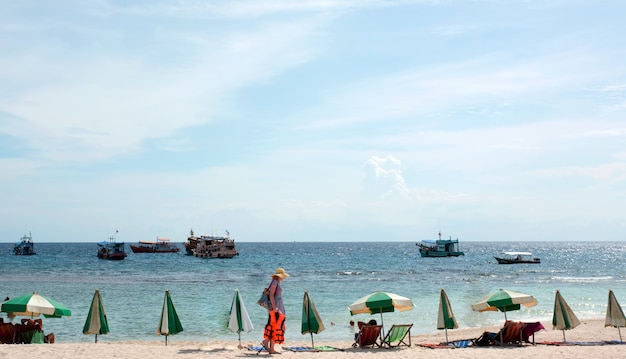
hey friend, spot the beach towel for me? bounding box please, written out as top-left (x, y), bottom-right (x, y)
top-left (288, 346), bottom-right (318, 352)
top-left (415, 343), bottom-right (453, 349)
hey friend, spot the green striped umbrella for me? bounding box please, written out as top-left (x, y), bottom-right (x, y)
top-left (605, 290), bottom-right (626, 342)
top-left (552, 290), bottom-right (580, 342)
top-left (437, 289), bottom-right (458, 343)
top-left (301, 291), bottom-right (325, 348)
top-left (83, 290), bottom-right (110, 343)
top-left (471, 288), bottom-right (537, 320)
top-left (348, 291), bottom-right (413, 336)
top-left (228, 289), bottom-right (253, 349)
top-left (156, 290), bottom-right (183, 346)
top-left (1, 292), bottom-right (71, 318)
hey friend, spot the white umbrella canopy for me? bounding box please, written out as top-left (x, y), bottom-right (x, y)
top-left (228, 289), bottom-right (254, 349)
top-left (605, 290), bottom-right (626, 342)
top-left (472, 288), bottom-right (537, 320)
top-left (437, 289), bottom-right (458, 344)
top-left (1, 292), bottom-right (71, 318)
top-left (348, 291), bottom-right (413, 337)
top-left (552, 290), bottom-right (580, 342)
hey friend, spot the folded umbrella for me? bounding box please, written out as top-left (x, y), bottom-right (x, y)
top-left (228, 289), bottom-right (253, 349)
top-left (83, 290), bottom-right (110, 343)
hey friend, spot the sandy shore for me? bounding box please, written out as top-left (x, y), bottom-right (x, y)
top-left (1, 319), bottom-right (624, 359)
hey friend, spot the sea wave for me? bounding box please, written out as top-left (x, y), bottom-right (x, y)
top-left (553, 275), bottom-right (613, 283)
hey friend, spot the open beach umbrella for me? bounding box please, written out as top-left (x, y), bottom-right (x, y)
top-left (156, 290), bottom-right (183, 346)
top-left (605, 290), bottom-right (625, 342)
top-left (349, 291), bottom-right (413, 335)
top-left (228, 289), bottom-right (254, 349)
top-left (1, 292), bottom-right (71, 318)
top-left (83, 290), bottom-right (110, 343)
top-left (437, 289), bottom-right (458, 344)
top-left (301, 291), bottom-right (325, 348)
top-left (552, 290), bottom-right (580, 342)
top-left (471, 288), bottom-right (537, 320)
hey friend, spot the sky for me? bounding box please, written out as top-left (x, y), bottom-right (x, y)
top-left (1, 0), bottom-right (625, 243)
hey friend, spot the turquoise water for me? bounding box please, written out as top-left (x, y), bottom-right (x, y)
top-left (1, 241), bottom-right (625, 343)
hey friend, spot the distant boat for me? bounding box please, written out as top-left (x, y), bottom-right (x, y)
top-left (130, 238), bottom-right (180, 253)
top-left (184, 229), bottom-right (238, 258)
top-left (494, 251), bottom-right (540, 264)
top-left (97, 235), bottom-right (127, 260)
top-left (417, 232), bottom-right (464, 257)
top-left (14, 232), bottom-right (36, 255)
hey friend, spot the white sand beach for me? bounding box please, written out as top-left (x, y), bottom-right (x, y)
top-left (1, 319), bottom-right (624, 359)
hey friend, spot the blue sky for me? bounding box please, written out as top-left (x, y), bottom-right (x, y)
top-left (1, 0), bottom-right (625, 243)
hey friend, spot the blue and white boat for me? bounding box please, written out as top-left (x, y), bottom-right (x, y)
top-left (97, 234), bottom-right (127, 260)
top-left (417, 232), bottom-right (464, 257)
top-left (14, 232), bottom-right (36, 255)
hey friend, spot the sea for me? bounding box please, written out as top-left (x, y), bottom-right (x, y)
top-left (1, 241), bottom-right (625, 344)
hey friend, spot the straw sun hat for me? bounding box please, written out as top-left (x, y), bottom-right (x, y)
top-left (272, 268), bottom-right (290, 279)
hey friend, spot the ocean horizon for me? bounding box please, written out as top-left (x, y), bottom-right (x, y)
top-left (1, 241), bottom-right (625, 343)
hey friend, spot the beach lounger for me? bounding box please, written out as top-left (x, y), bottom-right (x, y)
top-left (0, 322), bottom-right (16, 344)
top-left (521, 321), bottom-right (545, 344)
top-left (353, 324), bottom-right (383, 348)
top-left (493, 320), bottom-right (525, 346)
top-left (381, 324), bottom-right (412, 348)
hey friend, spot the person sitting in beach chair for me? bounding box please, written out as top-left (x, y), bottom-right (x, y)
top-left (381, 323), bottom-right (413, 347)
top-left (352, 320), bottom-right (383, 348)
top-left (493, 320), bottom-right (525, 346)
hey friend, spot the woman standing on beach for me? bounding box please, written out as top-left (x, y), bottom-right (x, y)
top-left (263, 268), bottom-right (289, 354)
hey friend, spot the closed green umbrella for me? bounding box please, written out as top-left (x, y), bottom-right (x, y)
top-left (437, 289), bottom-right (458, 343)
top-left (1, 292), bottom-right (71, 318)
top-left (301, 291), bottom-right (325, 348)
top-left (605, 290), bottom-right (626, 342)
top-left (83, 290), bottom-right (109, 343)
top-left (471, 288), bottom-right (537, 320)
top-left (552, 290), bottom-right (580, 342)
top-left (156, 290), bottom-right (183, 346)
top-left (228, 289), bottom-right (253, 349)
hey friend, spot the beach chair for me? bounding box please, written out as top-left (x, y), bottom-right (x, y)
top-left (353, 324), bottom-right (383, 348)
top-left (15, 318), bottom-right (44, 344)
top-left (0, 322), bottom-right (16, 344)
top-left (473, 331), bottom-right (498, 346)
top-left (381, 324), bottom-right (412, 348)
top-left (494, 320), bottom-right (525, 346)
top-left (522, 321), bottom-right (545, 344)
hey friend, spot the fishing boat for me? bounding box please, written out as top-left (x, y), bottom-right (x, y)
top-left (494, 251), bottom-right (540, 264)
top-left (97, 235), bottom-right (128, 260)
top-left (14, 232), bottom-right (36, 255)
top-left (417, 232), bottom-right (464, 257)
top-left (130, 237), bottom-right (180, 253)
top-left (183, 229), bottom-right (238, 258)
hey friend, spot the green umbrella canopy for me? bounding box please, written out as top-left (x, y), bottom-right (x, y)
top-left (83, 290), bottom-right (110, 341)
top-left (157, 290), bottom-right (183, 340)
top-left (552, 290), bottom-right (580, 331)
top-left (1, 292), bottom-right (71, 318)
top-left (472, 289), bottom-right (537, 313)
top-left (437, 289), bottom-right (458, 330)
top-left (228, 290), bottom-right (253, 334)
top-left (605, 290), bottom-right (626, 342)
top-left (348, 291), bottom-right (413, 315)
top-left (302, 291), bottom-right (325, 335)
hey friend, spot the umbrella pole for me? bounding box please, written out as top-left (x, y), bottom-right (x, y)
top-left (445, 328), bottom-right (449, 344)
top-left (619, 327), bottom-right (622, 342)
top-left (165, 334), bottom-right (168, 346)
top-left (562, 330), bottom-right (566, 342)
top-left (95, 334), bottom-right (97, 343)
top-left (379, 311), bottom-right (385, 338)
top-left (310, 333), bottom-right (314, 348)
